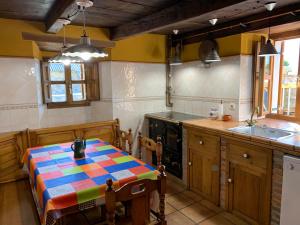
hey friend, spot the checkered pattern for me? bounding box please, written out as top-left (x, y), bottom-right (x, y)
top-left (23, 138), bottom-right (159, 225)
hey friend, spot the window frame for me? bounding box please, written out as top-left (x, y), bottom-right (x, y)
top-left (254, 35), bottom-right (300, 122)
top-left (41, 61), bottom-right (100, 109)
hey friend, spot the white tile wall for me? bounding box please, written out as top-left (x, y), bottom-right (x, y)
top-left (0, 58), bottom-right (168, 150)
top-left (171, 55), bottom-right (253, 121)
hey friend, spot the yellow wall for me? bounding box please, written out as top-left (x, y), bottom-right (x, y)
top-left (0, 18), bottom-right (166, 63)
top-left (111, 34), bottom-right (166, 63)
top-left (182, 33), bottom-right (265, 62)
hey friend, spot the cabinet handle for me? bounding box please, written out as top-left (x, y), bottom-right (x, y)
top-left (199, 140), bottom-right (204, 145)
top-left (228, 178), bottom-right (233, 183)
top-left (155, 124), bottom-right (158, 128)
top-left (242, 153), bottom-right (249, 159)
top-left (290, 164), bottom-right (294, 170)
top-left (188, 162), bottom-right (192, 166)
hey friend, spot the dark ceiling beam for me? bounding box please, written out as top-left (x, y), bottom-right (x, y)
top-left (111, 0), bottom-right (247, 40)
top-left (176, 2), bottom-right (300, 45)
top-left (45, 0), bottom-right (77, 33)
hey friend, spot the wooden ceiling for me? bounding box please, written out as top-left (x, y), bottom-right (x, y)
top-left (0, 0), bottom-right (300, 43)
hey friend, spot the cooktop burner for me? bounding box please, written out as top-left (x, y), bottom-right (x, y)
top-left (146, 111), bottom-right (205, 123)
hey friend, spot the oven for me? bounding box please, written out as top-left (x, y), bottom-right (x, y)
top-left (148, 118), bottom-right (182, 179)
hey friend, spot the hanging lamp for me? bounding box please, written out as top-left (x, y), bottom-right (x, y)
top-left (63, 1), bottom-right (108, 61)
top-left (170, 30), bottom-right (182, 66)
top-left (49, 24), bottom-right (82, 66)
top-left (204, 47), bottom-right (221, 63)
top-left (259, 2), bottom-right (279, 57)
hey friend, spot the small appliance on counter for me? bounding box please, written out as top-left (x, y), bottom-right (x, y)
top-left (145, 111), bottom-right (206, 179)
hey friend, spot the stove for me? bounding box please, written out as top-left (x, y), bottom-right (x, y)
top-left (145, 112), bottom-right (205, 179)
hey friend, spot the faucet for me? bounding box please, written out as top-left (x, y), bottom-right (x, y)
top-left (245, 107), bottom-right (259, 127)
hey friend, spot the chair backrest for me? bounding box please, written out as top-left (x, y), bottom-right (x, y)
top-left (116, 119), bottom-right (133, 155)
top-left (105, 166), bottom-right (167, 225)
top-left (138, 133), bottom-right (162, 167)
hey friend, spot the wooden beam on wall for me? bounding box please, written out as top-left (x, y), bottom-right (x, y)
top-left (111, 0), bottom-right (247, 40)
top-left (270, 29), bottom-right (300, 40)
top-left (45, 0), bottom-right (77, 33)
top-left (175, 3), bottom-right (300, 45)
top-left (22, 32), bottom-right (116, 48)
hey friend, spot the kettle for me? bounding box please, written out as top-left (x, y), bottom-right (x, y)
top-left (71, 138), bottom-right (86, 159)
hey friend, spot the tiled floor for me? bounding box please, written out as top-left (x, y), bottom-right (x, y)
top-left (165, 179), bottom-right (250, 225)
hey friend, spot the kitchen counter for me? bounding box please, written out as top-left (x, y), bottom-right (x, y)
top-left (183, 118), bottom-right (300, 153)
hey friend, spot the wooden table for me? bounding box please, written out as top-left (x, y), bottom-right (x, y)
top-left (23, 138), bottom-right (159, 225)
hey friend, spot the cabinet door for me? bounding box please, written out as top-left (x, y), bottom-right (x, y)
top-left (228, 162), bottom-right (270, 225)
top-left (189, 147), bottom-right (220, 204)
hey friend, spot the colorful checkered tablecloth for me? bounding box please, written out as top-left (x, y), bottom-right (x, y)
top-left (23, 138), bottom-right (159, 225)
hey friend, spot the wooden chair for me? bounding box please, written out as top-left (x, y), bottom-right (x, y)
top-left (116, 119), bottom-right (133, 155)
top-left (138, 132), bottom-right (162, 167)
top-left (105, 166), bottom-right (167, 225)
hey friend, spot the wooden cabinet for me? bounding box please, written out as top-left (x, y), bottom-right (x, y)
top-left (187, 129), bottom-right (220, 205)
top-left (226, 140), bottom-right (272, 225)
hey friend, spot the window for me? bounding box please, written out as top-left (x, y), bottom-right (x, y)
top-left (42, 62), bottom-right (100, 108)
top-left (254, 37), bottom-right (300, 120)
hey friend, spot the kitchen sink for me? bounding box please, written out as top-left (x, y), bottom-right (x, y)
top-left (228, 126), bottom-right (294, 140)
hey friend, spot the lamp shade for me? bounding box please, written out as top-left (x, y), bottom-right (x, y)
top-left (204, 48), bottom-right (221, 63)
top-left (49, 54), bottom-right (82, 66)
top-left (49, 46), bottom-right (82, 65)
top-left (259, 39), bottom-right (278, 57)
top-left (170, 55), bottom-right (182, 66)
top-left (63, 35), bottom-right (108, 61)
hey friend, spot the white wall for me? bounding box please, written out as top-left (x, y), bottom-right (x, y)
top-left (99, 61), bottom-right (168, 155)
top-left (0, 58), bottom-right (168, 156)
top-left (170, 55), bottom-right (253, 121)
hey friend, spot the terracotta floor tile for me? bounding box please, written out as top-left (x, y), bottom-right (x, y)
top-left (199, 200), bottom-right (223, 213)
top-left (180, 202), bottom-right (215, 223)
top-left (167, 192), bottom-right (194, 210)
top-left (219, 212), bottom-right (251, 225)
top-left (198, 214), bottom-right (234, 225)
top-left (166, 181), bottom-right (186, 196)
top-left (165, 202), bottom-right (177, 215)
top-left (166, 211), bottom-right (195, 225)
top-left (182, 190), bottom-right (203, 202)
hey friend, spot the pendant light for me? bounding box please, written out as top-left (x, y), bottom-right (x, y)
top-left (49, 24), bottom-right (82, 66)
top-left (204, 47), bottom-right (221, 63)
top-left (170, 30), bottom-right (182, 66)
top-left (259, 2), bottom-right (279, 57)
top-left (63, 1), bottom-right (108, 61)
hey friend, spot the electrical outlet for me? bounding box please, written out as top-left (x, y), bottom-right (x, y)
top-left (229, 103), bottom-right (236, 111)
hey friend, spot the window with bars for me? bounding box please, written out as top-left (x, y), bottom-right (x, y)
top-left (253, 36), bottom-right (300, 121)
top-left (42, 62), bottom-right (100, 108)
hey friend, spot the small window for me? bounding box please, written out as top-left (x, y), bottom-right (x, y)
top-left (42, 62), bottom-right (100, 108)
top-left (253, 37), bottom-right (300, 120)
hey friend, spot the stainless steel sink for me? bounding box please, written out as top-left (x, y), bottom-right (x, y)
top-left (228, 126), bottom-right (294, 140)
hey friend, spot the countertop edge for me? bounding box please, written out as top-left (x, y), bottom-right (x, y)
top-left (182, 119), bottom-right (300, 156)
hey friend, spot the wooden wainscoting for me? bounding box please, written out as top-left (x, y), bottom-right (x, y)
top-left (27, 119), bottom-right (119, 147)
top-left (0, 131), bottom-right (28, 183)
top-left (0, 119), bottom-right (121, 183)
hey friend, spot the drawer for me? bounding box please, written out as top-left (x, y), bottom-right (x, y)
top-left (228, 142), bottom-right (269, 170)
top-left (188, 131), bottom-right (220, 155)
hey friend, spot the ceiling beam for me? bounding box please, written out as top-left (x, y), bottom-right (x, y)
top-left (110, 0), bottom-right (247, 40)
top-left (45, 0), bottom-right (77, 33)
top-left (176, 2), bottom-right (300, 45)
top-left (270, 29), bottom-right (300, 41)
top-left (22, 32), bottom-right (116, 49)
